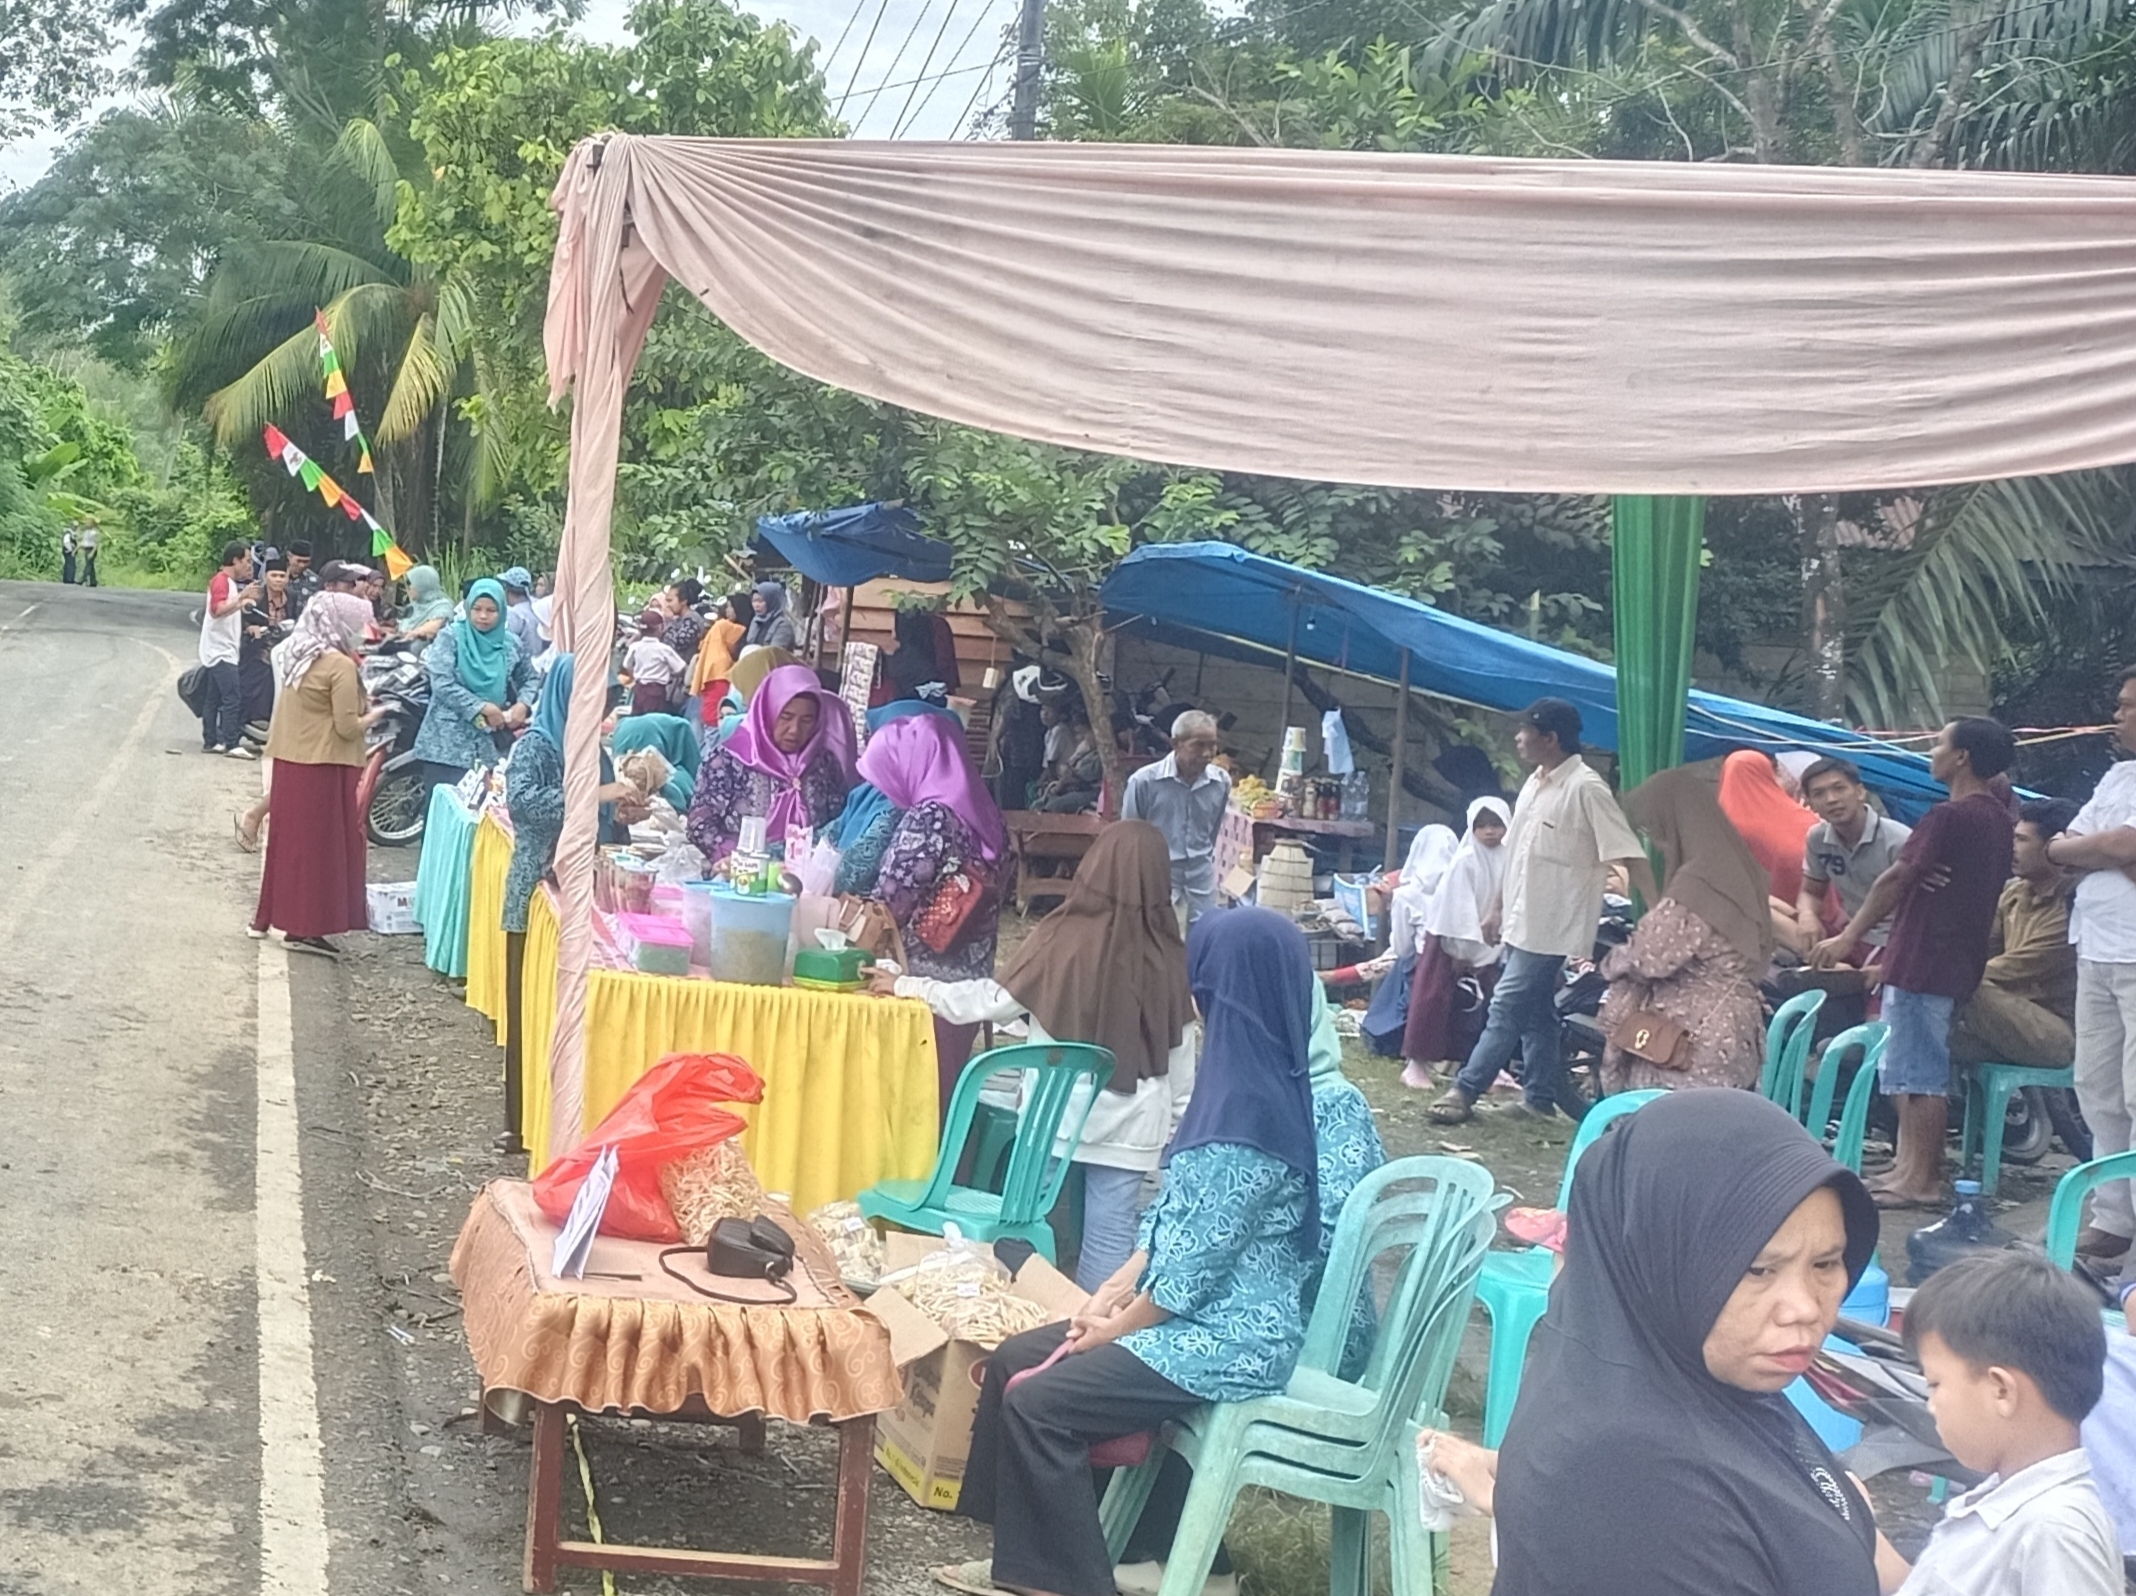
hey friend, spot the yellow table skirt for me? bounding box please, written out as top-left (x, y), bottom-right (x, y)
top-left (467, 814), bottom-right (940, 1213)
top-left (467, 811), bottom-right (514, 1039)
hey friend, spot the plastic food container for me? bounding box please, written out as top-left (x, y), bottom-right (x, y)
top-left (704, 884), bottom-right (796, 986)
top-left (680, 879), bottom-right (721, 967)
top-left (617, 912), bottom-right (694, 976)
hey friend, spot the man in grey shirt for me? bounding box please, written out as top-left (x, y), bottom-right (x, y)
top-left (1121, 710), bottom-right (1230, 924)
top-left (1797, 756), bottom-right (1911, 951)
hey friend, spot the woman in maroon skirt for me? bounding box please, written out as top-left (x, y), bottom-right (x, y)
top-left (250, 593), bottom-right (383, 955)
top-left (1401, 796), bottom-right (1512, 1087)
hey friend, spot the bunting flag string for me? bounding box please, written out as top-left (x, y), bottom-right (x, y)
top-left (315, 310), bottom-right (376, 475)
top-left (262, 423), bottom-right (414, 578)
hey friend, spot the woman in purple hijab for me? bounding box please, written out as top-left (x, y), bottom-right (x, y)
top-left (687, 663), bottom-right (856, 863)
top-left (858, 713), bottom-right (1009, 1103)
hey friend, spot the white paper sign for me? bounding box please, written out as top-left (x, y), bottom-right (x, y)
top-left (551, 1144), bottom-right (619, 1280)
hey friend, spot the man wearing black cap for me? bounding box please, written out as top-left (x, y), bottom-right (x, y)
top-left (1429, 698), bottom-right (1656, 1124)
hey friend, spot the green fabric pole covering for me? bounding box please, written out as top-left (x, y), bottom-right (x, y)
top-left (1611, 494), bottom-right (1705, 788)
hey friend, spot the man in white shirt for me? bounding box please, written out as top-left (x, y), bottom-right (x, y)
top-left (1120, 711), bottom-right (1230, 925)
top-left (78, 521), bottom-right (100, 587)
top-left (1430, 699), bottom-right (1655, 1124)
top-left (198, 539), bottom-right (259, 757)
top-left (2046, 665), bottom-right (2136, 1269)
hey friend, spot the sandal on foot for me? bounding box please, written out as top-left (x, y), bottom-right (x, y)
top-left (1425, 1091), bottom-right (1476, 1125)
top-left (233, 812), bottom-right (260, 853)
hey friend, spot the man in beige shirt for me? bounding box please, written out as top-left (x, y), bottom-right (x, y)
top-left (1431, 699), bottom-right (1654, 1124)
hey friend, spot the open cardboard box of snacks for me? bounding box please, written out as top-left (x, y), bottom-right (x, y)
top-left (864, 1233), bottom-right (1086, 1510)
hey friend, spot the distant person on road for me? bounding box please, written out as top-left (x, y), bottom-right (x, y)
top-left (1120, 709), bottom-right (1231, 925)
top-left (78, 522), bottom-right (99, 587)
top-left (249, 593), bottom-right (386, 957)
top-left (1795, 757), bottom-right (1911, 959)
top-left (1812, 717), bottom-right (2017, 1209)
top-left (497, 566), bottom-right (541, 657)
top-left (60, 528), bottom-right (76, 585)
top-left (199, 540), bottom-right (260, 759)
top-left (239, 556), bottom-right (295, 730)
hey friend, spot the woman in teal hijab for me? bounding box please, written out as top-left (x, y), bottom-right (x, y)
top-left (611, 712), bottom-right (700, 810)
top-left (398, 564), bottom-right (455, 641)
top-left (411, 575), bottom-right (535, 784)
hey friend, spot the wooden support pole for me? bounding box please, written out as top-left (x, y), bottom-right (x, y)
top-left (1384, 648), bottom-right (1411, 870)
top-left (1269, 604), bottom-right (1300, 777)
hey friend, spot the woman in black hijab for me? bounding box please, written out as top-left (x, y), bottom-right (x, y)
top-left (1490, 1089), bottom-right (1881, 1596)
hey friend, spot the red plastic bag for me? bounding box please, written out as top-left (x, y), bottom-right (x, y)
top-left (533, 1053), bottom-right (766, 1242)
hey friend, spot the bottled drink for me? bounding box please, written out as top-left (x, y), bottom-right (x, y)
top-left (1904, 1180), bottom-right (2015, 1286)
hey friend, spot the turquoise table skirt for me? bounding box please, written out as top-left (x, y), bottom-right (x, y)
top-left (413, 785), bottom-right (480, 977)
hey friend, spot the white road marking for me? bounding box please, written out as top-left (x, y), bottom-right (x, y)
top-left (256, 943), bottom-right (330, 1594)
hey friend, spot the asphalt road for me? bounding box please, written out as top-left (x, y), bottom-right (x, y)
top-left (0, 578), bottom-right (987, 1596)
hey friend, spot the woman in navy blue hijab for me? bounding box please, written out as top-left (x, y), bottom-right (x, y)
top-left (950, 907), bottom-right (1322, 1596)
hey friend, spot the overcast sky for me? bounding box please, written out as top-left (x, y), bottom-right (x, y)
top-left (0, 0), bottom-right (1013, 191)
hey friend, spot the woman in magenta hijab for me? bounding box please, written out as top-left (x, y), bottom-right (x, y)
top-left (686, 663), bottom-right (856, 863)
top-left (860, 713), bottom-right (1009, 1102)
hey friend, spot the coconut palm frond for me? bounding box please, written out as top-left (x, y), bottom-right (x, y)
top-left (332, 117), bottom-right (405, 237)
top-left (1846, 470), bottom-right (2129, 728)
top-left (206, 240), bottom-right (395, 308)
top-left (320, 280), bottom-right (422, 371)
top-left (200, 323), bottom-right (321, 449)
top-left (379, 313), bottom-right (451, 444)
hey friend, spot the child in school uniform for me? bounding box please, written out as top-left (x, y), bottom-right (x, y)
top-left (1877, 1251), bottom-right (2121, 1595)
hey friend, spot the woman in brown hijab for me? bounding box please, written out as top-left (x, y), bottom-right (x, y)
top-left (1597, 769), bottom-right (1775, 1093)
top-left (868, 820), bottom-right (1199, 1289)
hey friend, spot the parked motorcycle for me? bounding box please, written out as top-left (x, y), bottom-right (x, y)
top-left (355, 643), bottom-right (432, 847)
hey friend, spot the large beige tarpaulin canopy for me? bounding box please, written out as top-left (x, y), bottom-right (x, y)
top-left (535, 134), bottom-right (2136, 1154)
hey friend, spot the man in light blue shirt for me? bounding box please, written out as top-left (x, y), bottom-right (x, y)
top-left (1121, 711), bottom-right (1230, 924)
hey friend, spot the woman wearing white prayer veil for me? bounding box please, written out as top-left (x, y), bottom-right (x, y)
top-left (1387, 823), bottom-right (1457, 958)
top-left (1400, 798), bottom-right (1512, 1089)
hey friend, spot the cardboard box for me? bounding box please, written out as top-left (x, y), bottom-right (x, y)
top-left (864, 1234), bottom-right (1085, 1510)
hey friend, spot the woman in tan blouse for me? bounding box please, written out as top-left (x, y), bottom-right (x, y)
top-left (250, 594), bottom-right (386, 955)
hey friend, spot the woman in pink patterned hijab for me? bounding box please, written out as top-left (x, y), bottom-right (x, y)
top-left (686, 663), bottom-right (855, 861)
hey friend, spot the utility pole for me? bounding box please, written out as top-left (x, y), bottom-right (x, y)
top-left (1008, 0), bottom-right (1043, 139)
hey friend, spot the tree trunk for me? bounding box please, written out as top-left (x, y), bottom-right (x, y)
top-left (1795, 493), bottom-right (1847, 718)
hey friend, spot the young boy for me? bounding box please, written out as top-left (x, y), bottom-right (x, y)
top-left (1881, 1251), bottom-right (2120, 1594)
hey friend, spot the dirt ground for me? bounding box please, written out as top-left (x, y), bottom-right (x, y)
top-left (340, 900), bottom-right (2081, 1596)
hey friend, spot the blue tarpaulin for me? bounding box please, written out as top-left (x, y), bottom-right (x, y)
top-left (1101, 542), bottom-right (1951, 819)
top-left (753, 503), bottom-right (953, 587)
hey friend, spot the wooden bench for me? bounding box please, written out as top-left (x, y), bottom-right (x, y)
top-left (1003, 811), bottom-right (1107, 915)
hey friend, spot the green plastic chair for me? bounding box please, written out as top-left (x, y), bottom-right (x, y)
top-left (858, 1041), bottom-right (1112, 1263)
top-left (1098, 1156), bottom-right (1497, 1596)
top-left (2044, 1149), bottom-right (2136, 1268)
top-left (1471, 1088), bottom-right (1664, 1445)
top-left (1801, 1022), bottom-right (1887, 1167)
top-left (1760, 990), bottom-right (1827, 1120)
top-left (1961, 1063), bottom-right (2077, 1198)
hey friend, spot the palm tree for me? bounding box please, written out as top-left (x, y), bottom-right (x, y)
top-left (164, 118), bottom-right (476, 549)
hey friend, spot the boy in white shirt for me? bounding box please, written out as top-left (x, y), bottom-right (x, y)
top-left (620, 633), bottom-right (686, 716)
top-left (1877, 1251), bottom-right (2121, 1595)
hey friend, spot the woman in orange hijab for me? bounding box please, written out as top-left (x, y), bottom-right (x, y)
top-left (1717, 749), bottom-right (1833, 948)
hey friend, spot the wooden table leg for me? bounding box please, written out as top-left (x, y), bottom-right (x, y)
top-left (523, 1401), bottom-right (565, 1594)
top-left (828, 1417), bottom-right (875, 1596)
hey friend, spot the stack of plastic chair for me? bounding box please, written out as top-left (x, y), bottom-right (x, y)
top-left (858, 1041), bottom-right (1112, 1263)
top-left (1760, 990), bottom-right (1827, 1120)
top-left (1801, 1022), bottom-right (1887, 1170)
top-left (1099, 1157), bottom-right (1497, 1596)
top-left (1961, 1062), bottom-right (2079, 1197)
top-left (2045, 1149), bottom-right (2136, 1311)
top-left (1470, 1088), bottom-right (1663, 1445)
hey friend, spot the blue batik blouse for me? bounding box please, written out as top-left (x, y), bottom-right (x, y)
top-left (1117, 1142), bottom-right (1315, 1403)
top-left (1309, 1078), bottom-right (1389, 1379)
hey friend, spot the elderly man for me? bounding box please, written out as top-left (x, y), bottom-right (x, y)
top-left (1121, 710), bottom-right (1230, 925)
top-left (1429, 698), bottom-right (1655, 1124)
